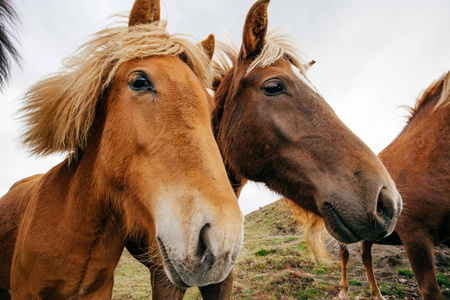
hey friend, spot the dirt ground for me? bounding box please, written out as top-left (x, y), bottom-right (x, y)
top-left (326, 241), bottom-right (450, 299)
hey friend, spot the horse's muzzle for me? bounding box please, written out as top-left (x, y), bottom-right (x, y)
top-left (157, 220), bottom-right (243, 288)
top-left (321, 185), bottom-right (402, 244)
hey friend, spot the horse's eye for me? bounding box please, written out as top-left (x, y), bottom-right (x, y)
top-left (263, 80), bottom-right (285, 96)
top-left (129, 75), bottom-right (154, 92)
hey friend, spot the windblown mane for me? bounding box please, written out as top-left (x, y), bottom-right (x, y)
top-left (21, 19), bottom-right (212, 160)
top-left (409, 71), bottom-right (450, 120)
top-left (212, 27), bottom-right (308, 86)
top-left (0, 0), bottom-right (20, 88)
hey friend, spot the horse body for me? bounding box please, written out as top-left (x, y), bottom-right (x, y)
top-left (381, 84), bottom-right (449, 246)
top-left (0, 175), bottom-right (41, 291)
top-left (339, 72), bottom-right (450, 300)
top-left (0, 0), bottom-right (244, 298)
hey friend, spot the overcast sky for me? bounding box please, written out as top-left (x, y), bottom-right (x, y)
top-left (1, 0), bottom-right (449, 215)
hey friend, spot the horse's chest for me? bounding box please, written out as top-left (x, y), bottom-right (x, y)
top-left (39, 247), bottom-right (120, 299)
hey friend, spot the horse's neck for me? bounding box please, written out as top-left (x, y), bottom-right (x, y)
top-left (36, 159), bottom-right (125, 245)
top-left (226, 164), bottom-right (248, 198)
top-left (212, 99), bottom-right (248, 198)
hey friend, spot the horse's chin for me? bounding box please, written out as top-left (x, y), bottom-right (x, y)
top-left (157, 238), bottom-right (191, 288)
top-left (321, 203), bottom-right (361, 244)
top-left (157, 236), bottom-right (235, 288)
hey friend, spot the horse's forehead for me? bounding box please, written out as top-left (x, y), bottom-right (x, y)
top-left (239, 59), bottom-right (321, 96)
top-left (238, 59), bottom-right (289, 82)
top-left (119, 56), bottom-right (185, 75)
top-left (115, 56), bottom-right (203, 90)
top-left (112, 56), bottom-right (209, 112)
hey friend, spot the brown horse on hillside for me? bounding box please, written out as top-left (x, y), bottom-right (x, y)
top-left (0, 0), bottom-right (244, 298)
top-left (338, 72), bottom-right (450, 300)
top-left (126, 0), bottom-right (402, 298)
top-left (0, 0), bottom-right (19, 88)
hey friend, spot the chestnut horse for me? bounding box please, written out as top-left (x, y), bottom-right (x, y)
top-left (338, 72), bottom-right (450, 300)
top-left (0, 0), bottom-right (19, 88)
top-left (126, 0), bottom-right (402, 298)
top-left (0, 0), bottom-right (244, 298)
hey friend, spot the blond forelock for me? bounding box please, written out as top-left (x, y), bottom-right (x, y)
top-left (21, 20), bottom-right (212, 160)
top-left (212, 27), bottom-right (308, 83)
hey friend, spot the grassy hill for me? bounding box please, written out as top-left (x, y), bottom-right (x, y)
top-left (113, 200), bottom-right (450, 299)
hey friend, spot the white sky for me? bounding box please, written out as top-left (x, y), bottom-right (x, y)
top-left (1, 0), bottom-right (449, 215)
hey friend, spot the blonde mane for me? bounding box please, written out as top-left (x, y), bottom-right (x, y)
top-left (411, 71), bottom-right (450, 118)
top-left (21, 20), bottom-right (212, 160)
top-left (212, 27), bottom-right (308, 84)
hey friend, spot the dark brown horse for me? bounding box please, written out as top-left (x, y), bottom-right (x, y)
top-left (126, 0), bottom-right (402, 298)
top-left (0, 0), bottom-right (244, 298)
top-left (0, 0), bottom-right (19, 88)
top-left (338, 71), bottom-right (450, 300)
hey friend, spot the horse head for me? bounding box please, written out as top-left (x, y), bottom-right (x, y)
top-left (213, 0), bottom-right (402, 244)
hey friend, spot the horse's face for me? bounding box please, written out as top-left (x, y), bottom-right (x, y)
top-left (218, 58), bottom-right (401, 243)
top-left (101, 56), bottom-right (243, 287)
top-left (214, 0), bottom-right (401, 244)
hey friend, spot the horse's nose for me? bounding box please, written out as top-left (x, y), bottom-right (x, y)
top-left (377, 187), bottom-right (395, 220)
top-left (196, 224), bottom-right (215, 267)
top-left (193, 222), bottom-right (237, 268)
top-left (373, 186), bottom-right (399, 239)
top-left (170, 221), bottom-right (239, 287)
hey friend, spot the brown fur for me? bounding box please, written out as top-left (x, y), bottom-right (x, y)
top-left (201, 34), bottom-right (216, 62)
top-left (0, 0), bottom-right (243, 298)
top-left (129, 0), bottom-right (402, 298)
top-left (338, 71), bottom-right (450, 300)
top-left (241, 0), bottom-right (269, 60)
top-left (212, 0), bottom-right (400, 236)
top-left (129, 0), bottom-right (160, 26)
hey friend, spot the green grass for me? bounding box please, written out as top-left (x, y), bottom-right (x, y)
top-left (379, 283), bottom-right (406, 298)
top-left (437, 273), bottom-right (449, 286)
top-left (287, 236), bottom-right (299, 242)
top-left (398, 267), bottom-right (415, 278)
top-left (254, 248), bottom-right (277, 256)
top-left (349, 278), bottom-right (363, 286)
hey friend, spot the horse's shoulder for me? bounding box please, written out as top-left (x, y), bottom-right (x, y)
top-left (8, 174), bottom-right (43, 192)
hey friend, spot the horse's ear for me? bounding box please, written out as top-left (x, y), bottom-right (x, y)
top-left (199, 34), bottom-right (215, 62)
top-left (129, 0), bottom-right (160, 27)
top-left (239, 0), bottom-right (270, 61)
top-left (304, 60), bottom-right (316, 72)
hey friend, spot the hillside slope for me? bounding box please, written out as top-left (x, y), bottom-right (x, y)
top-left (113, 199), bottom-right (450, 299)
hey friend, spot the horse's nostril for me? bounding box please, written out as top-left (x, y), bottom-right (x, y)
top-left (197, 223), bottom-right (211, 260)
top-left (196, 223), bottom-right (215, 270)
top-left (376, 187), bottom-right (395, 221)
top-left (377, 193), bottom-right (386, 215)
